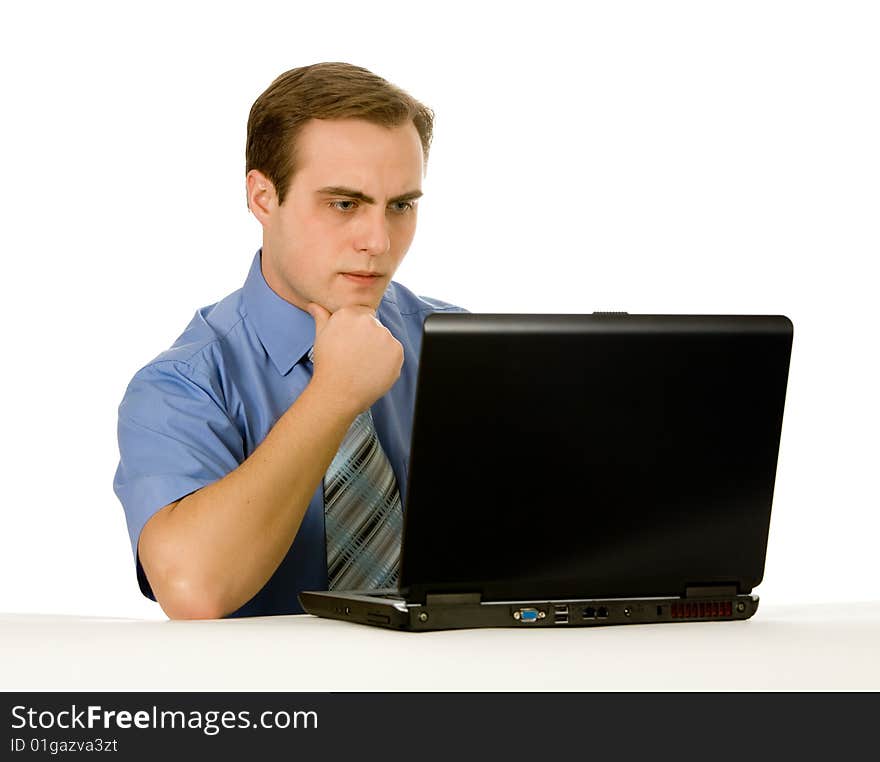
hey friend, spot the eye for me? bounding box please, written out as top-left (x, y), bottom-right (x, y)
top-left (330, 200), bottom-right (358, 212)
top-left (389, 200), bottom-right (416, 214)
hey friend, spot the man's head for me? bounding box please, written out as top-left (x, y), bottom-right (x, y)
top-left (245, 63), bottom-right (434, 313)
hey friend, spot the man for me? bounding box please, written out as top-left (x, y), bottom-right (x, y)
top-left (113, 63), bottom-right (467, 620)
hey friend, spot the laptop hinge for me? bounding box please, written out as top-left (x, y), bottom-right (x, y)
top-left (685, 585), bottom-right (738, 599)
top-left (425, 592), bottom-right (482, 606)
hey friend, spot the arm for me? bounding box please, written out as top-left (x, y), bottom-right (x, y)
top-left (138, 304), bottom-right (404, 620)
top-left (139, 379), bottom-right (355, 620)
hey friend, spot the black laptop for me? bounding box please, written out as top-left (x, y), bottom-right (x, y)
top-left (299, 313), bottom-right (793, 631)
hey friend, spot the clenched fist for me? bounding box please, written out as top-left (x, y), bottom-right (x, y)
top-left (306, 303), bottom-right (404, 417)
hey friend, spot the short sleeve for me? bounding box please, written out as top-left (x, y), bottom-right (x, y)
top-left (113, 361), bottom-right (244, 599)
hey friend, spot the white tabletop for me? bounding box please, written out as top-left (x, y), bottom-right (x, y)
top-left (2, 601), bottom-right (878, 691)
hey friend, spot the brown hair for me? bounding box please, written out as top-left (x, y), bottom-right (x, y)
top-left (246, 62), bottom-right (434, 206)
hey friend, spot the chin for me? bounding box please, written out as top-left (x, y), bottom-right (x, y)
top-left (327, 299), bottom-right (378, 314)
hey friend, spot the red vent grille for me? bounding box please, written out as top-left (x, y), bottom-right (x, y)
top-left (670, 601), bottom-right (733, 619)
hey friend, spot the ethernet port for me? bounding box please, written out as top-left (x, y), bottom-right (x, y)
top-left (597, 606), bottom-right (609, 618)
top-left (582, 606), bottom-right (596, 619)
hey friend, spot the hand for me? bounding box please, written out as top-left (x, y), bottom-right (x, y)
top-left (306, 303), bottom-right (404, 416)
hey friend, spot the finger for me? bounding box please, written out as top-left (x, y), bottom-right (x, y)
top-left (306, 302), bottom-right (331, 333)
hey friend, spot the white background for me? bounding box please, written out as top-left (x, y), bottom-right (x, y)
top-left (1, 1), bottom-right (877, 620)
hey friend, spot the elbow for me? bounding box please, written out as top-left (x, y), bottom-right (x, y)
top-left (157, 576), bottom-right (228, 621)
top-left (139, 545), bottom-right (230, 621)
top-left (143, 562), bottom-right (228, 620)
top-left (138, 502), bottom-right (232, 620)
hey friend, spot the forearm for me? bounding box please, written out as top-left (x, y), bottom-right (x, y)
top-left (141, 379), bottom-right (357, 619)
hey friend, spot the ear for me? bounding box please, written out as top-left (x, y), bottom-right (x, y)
top-left (246, 169), bottom-right (277, 226)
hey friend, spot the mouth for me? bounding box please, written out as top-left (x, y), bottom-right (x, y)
top-left (341, 271), bottom-right (383, 285)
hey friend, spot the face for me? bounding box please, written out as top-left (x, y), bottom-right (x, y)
top-left (248, 118), bottom-right (424, 314)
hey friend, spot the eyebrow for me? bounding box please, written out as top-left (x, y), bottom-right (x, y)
top-left (316, 186), bottom-right (423, 205)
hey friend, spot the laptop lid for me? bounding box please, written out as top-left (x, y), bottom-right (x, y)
top-left (399, 313), bottom-right (793, 604)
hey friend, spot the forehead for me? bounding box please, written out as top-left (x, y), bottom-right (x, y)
top-left (293, 118), bottom-right (424, 186)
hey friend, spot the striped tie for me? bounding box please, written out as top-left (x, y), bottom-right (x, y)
top-left (308, 347), bottom-right (403, 590)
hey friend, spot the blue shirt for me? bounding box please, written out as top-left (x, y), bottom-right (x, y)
top-left (114, 250), bottom-right (467, 617)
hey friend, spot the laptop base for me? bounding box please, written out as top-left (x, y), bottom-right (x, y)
top-left (299, 591), bottom-right (760, 632)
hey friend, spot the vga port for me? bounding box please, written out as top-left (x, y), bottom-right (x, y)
top-left (513, 607), bottom-right (545, 623)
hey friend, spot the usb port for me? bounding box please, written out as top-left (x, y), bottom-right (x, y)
top-left (554, 604), bottom-right (569, 624)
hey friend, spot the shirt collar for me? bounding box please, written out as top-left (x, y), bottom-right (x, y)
top-left (242, 249), bottom-right (315, 376)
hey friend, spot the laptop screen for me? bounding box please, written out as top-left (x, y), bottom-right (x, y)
top-left (400, 314), bottom-right (793, 603)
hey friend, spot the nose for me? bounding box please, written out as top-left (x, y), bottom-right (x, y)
top-left (353, 206), bottom-right (391, 256)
